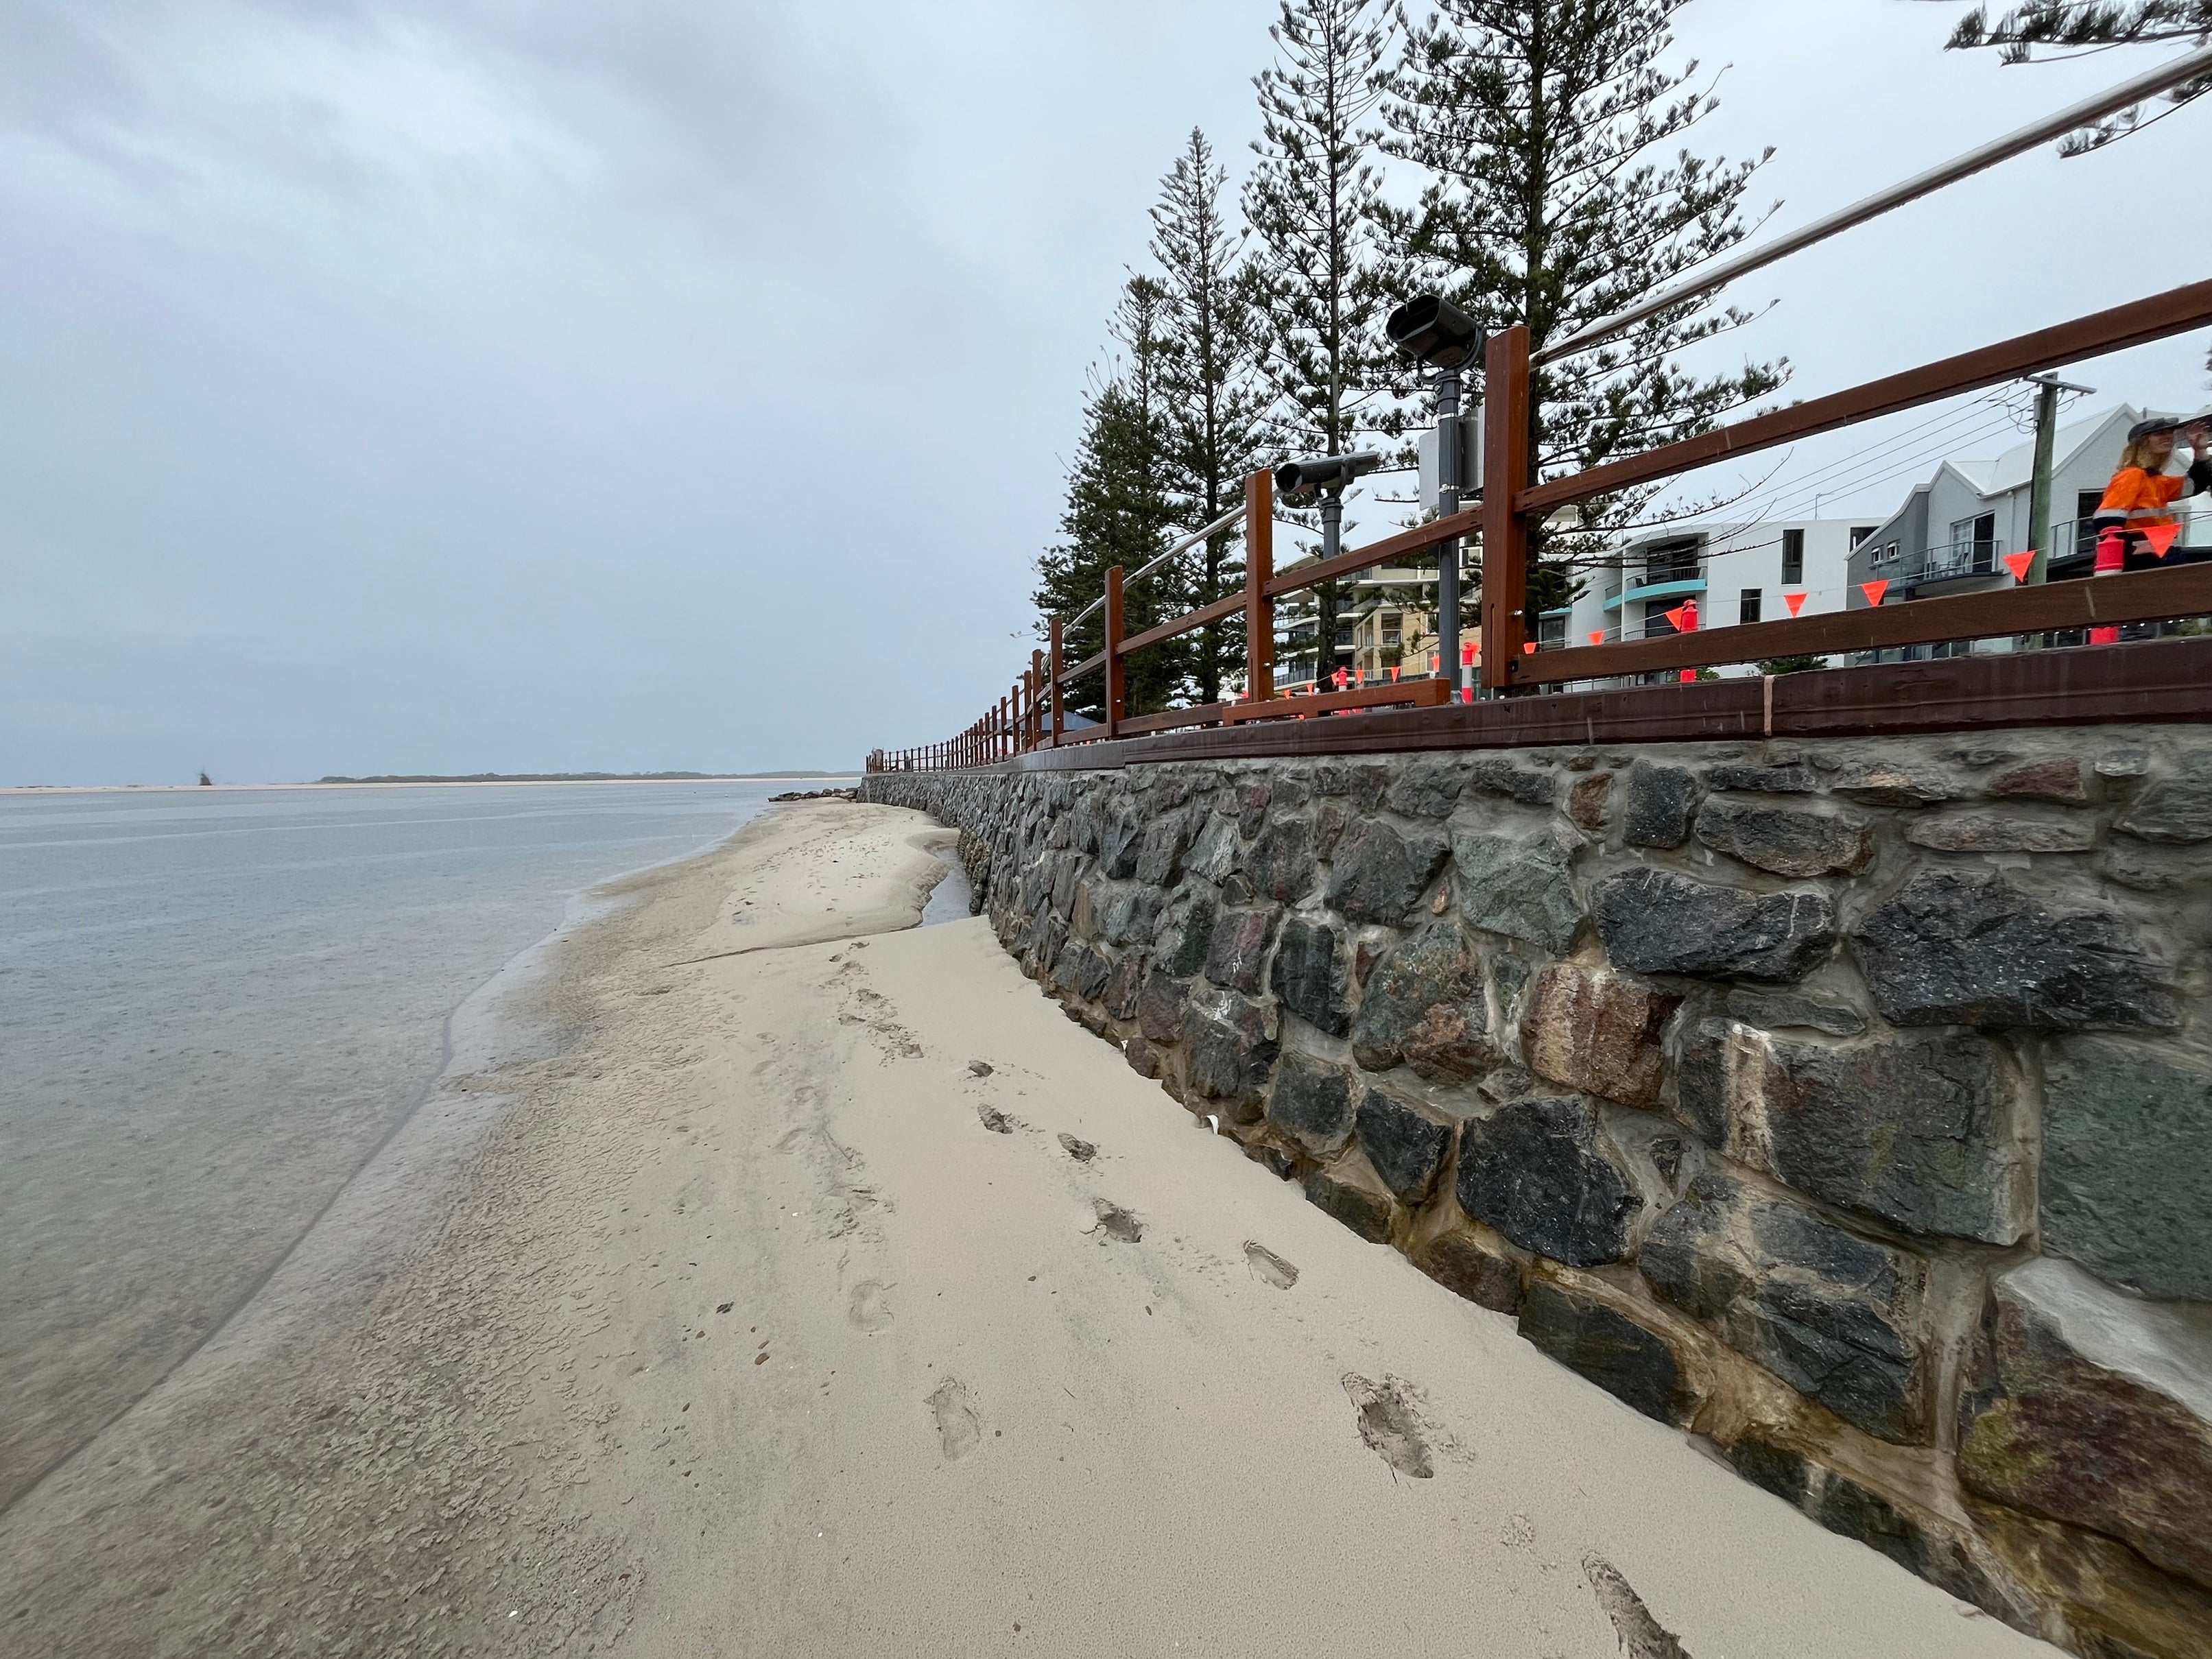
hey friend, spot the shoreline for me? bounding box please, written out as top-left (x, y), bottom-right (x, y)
top-left (0, 776), bottom-right (859, 796)
top-left (0, 802), bottom-right (2056, 1657)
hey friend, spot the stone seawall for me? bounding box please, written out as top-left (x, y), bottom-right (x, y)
top-left (863, 726), bottom-right (2212, 1657)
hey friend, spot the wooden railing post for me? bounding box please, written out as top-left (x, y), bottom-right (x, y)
top-left (1481, 324), bottom-right (1532, 692)
top-left (1104, 565), bottom-right (1126, 738)
top-left (1244, 469), bottom-right (1274, 702)
top-left (1028, 652), bottom-right (1044, 750)
top-left (1049, 619), bottom-right (1065, 745)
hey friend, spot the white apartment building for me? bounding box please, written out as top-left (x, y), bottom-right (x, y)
top-left (1561, 517), bottom-right (1878, 676)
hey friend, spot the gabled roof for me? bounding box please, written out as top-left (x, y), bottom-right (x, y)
top-left (1947, 405), bottom-right (2141, 501)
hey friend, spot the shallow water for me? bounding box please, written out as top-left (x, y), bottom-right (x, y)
top-left (0, 782), bottom-right (789, 1512)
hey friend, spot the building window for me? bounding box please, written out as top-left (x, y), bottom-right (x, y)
top-left (1781, 529), bottom-right (1804, 585)
top-left (1740, 588), bottom-right (1762, 625)
top-left (1879, 541), bottom-right (1899, 564)
top-left (1644, 602), bottom-right (1678, 638)
top-left (1849, 525), bottom-right (1877, 549)
top-left (1644, 536), bottom-right (1700, 586)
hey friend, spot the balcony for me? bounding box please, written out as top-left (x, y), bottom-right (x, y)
top-left (1602, 573), bottom-right (1708, 612)
top-left (1900, 536), bottom-right (2003, 595)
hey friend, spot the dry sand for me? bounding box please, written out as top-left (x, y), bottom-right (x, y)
top-left (0, 801), bottom-right (2062, 1656)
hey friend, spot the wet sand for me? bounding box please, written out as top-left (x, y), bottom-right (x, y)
top-left (0, 802), bottom-right (2059, 1656)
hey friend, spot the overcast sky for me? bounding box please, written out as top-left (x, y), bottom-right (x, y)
top-left (4, 0), bottom-right (2208, 783)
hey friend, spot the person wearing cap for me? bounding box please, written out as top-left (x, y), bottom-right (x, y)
top-left (2092, 415), bottom-right (2212, 565)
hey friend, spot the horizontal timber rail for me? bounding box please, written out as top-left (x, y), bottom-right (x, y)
top-left (866, 275), bottom-right (2212, 775)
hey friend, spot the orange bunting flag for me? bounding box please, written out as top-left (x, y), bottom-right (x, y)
top-left (1462, 641), bottom-right (1477, 666)
top-left (1664, 604), bottom-right (1691, 632)
top-left (2143, 522), bottom-right (2183, 558)
top-left (2003, 551), bottom-right (2034, 583)
top-left (1523, 641), bottom-right (1538, 655)
top-left (1589, 630), bottom-right (1606, 646)
top-left (1782, 590), bottom-right (1807, 617)
top-left (1678, 669), bottom-right (1696, 683)
top-left (1389, 664), bottom-right (1401, 682)
top-left (1860, 579), bottom-right (1889, 607)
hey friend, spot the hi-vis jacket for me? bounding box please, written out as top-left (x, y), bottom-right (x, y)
top-left (2096, 456), bottom-right (2212, 533)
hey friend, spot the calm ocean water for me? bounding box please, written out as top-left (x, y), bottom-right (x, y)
top-left (0, 781), bottom-right (791, 1512)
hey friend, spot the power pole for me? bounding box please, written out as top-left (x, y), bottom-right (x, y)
top-left (2023, 372), bottom-right (2096, 584)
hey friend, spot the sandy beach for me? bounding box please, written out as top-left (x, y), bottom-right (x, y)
top-left (0, 800), bottom-right (2060, 1657)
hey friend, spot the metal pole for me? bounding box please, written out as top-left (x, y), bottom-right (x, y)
top-left (1069, 503), bottom-right (1246, 628)
top-left (1318, 489), bottom-right (1343, 690)
top-left (1538, 43), bottom-right (2212, 366)
top-left (1436, 364), bottom-right (1463, 693)
top-left (2027, 379), bottom-right (2060, 587)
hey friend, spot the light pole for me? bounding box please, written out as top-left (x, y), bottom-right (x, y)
top-left (1386, 296), bottom-right (1484, 693)
top-left (2023, 372), bottom-right (2096, 585)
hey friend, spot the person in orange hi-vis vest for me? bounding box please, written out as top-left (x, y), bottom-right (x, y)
top-left (2093, 415), bottom-right (2212, 569)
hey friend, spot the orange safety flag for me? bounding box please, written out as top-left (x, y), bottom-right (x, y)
top-left (2003, 551), bottom-right (2034, 583)
top-left (1589, 630), bottom-right (1606, 646)
top-left (1664, 604), bottom-right (1691, 632)
top-left (1783, 590), bottom-right (1807, 616)
top-left (1861, 579), bottom-right (1889, 607)
top-left (2143, 522), bottom-right (2183, 558)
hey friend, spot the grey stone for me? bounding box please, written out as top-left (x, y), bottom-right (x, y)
top-left (1135, 967), bottom-right (1189, 1044)
top-left (1349, 923), bottom-right (1498, 1083)
top-left (1704, 761), bottom-right (1816, 793)
top-left (1694, 796), bottom-right (1872, 877)
top-left (1326, 818), bottom-right (1450, 924)
top-left (2100, 842), bottom-right (2207, 894)
top-left (1466, 759), bottom-right (1556, 807)
top-left (1178, 996), bottom-right (1278, 1121)
top-left (1099, 884), bottom-right (1162, 946)
top-left (1384, 758), bottom-right (1466, 818)
top-left (1152, 892), bottom-right (1215, 978)
top-left (1591, 866), bottom-right (1835, 983)
top-left (1123, 1036), bottom-right (1161, 1078)
top-left (1100, 811), bottom-right (1142, 879)
top-left (1265, 1051), bottom-right (1356, 1155)
top-left (1304, 1165), bottom-right (1396, 1243)
top-left (1451, 824), bottom-right (1583, 954)
top-left (1185, 812), bottom-right (1241, 883)
top-left (1313, 798), bottom-right (1350, 861)
top-left (1244, 816), bottom-right (1316, 903)
top-left (1903, 811), bottom-right (2096, 854)
top-left (1134, 815), bottom-right (1191, 885)
top-left (1313, 761), bottom-right (1391, 810)
top-left (1203, 907), bottom-right (1280, 994)
top-left (2115, 768), bottom-right (2212, 844)
top-left (1455, 1096), bottom-right (1643, 1267)
top-left (1102, 952), bottom-right (1143, 1021)
top-left (2096, 748), bottom-right (2153, 779)
top-left (2041, 1038), bottom-right (2212, 1302)
top-left (1624, 761), bottom-right (1701, 848)
top-left (1235, 783), bottom-right (1272, 839)
top-left (1270, 915), bottom-right (1349, 1038)
top-left (1517, 1282), bottom-right (1695, 1426)
top-left (1674, 1020), bottom-right (2027, 1244)
top-left (1830, 761), bottom-right (1960, 806)
top-left (1851, 870), bottom-right (2176, 1031)
top-left (1722, 989), bottom-right (1866, 1037)
top-left (1412, 1230), bottom-right (1525, 1314)
top-left (1641, 1172), bottom-right (1929, 1443)
top-left (1355, 1087), bottom-right (1455, 1202)
top-left (1958, 1257), bottom-right (2212, 1593)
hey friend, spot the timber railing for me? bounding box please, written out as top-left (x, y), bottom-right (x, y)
top-left (868, 275), bottom-right (2212, 774)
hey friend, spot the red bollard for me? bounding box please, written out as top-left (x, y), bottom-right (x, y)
top-left (2090, 525), bottom-right (2126, 643)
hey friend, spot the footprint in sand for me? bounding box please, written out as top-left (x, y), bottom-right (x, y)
top-left (1583, 1556), bottom-right (1694, 1658)
top-left (1341, 1374), bottom-right (1434, 1479)
top-left (1087, 1199), bottom-right (1142, 1243)
top-left (846, 1280), bottom-right (894, 1333)
top-left (1058, 1132), bottom-right (1097, 1162)
top-left (977, 1104), bottom-right (1016, 1134)
top-left (926, 1376), bottom-right (982, 1460)
top-left (1243, 1241), bottom-right (1298, 1289)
